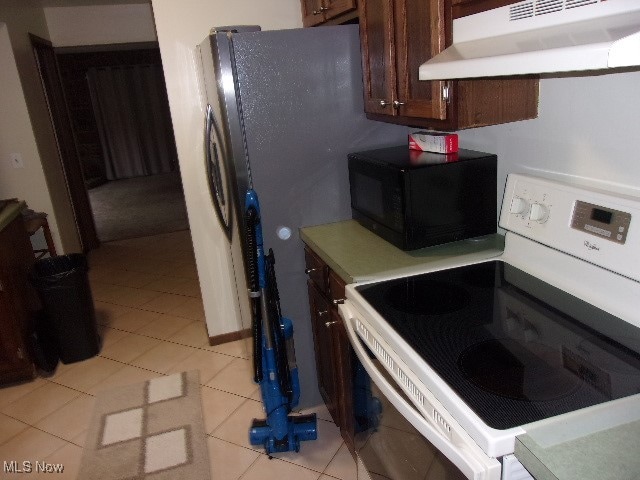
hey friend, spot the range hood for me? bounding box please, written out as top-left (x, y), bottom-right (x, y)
top-left (419, 0), bottom-right (640, 80)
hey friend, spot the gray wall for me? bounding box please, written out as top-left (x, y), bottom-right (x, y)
top-left (457, 70), bottom-right (640, 219)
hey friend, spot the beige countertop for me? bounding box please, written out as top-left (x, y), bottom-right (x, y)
top-left (300, 219), bottom-right (504, 284)
top-left (0, 200), bottom-right (25, 232)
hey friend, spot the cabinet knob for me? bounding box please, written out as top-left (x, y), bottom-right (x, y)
top-left (325, 320), bottom-right (338, 328)
top-left (393, 100), bottom-right (405, 108)
top-left (333, 299), bottom-right (345, 305)
top-left (305, 267), bottom-right (317, 274)
top-left (312, 6), bottom-right (328, 14)
top-left (379, 100), bottom-right (390, 108)
top-left (318, 310), bottom-right (328, 317)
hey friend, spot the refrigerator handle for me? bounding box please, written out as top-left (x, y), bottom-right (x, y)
top-left (205, 103), bottom-right (232, 241)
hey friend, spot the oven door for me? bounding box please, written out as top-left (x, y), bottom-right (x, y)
top-left (340, 303), bottom-right (501, 480)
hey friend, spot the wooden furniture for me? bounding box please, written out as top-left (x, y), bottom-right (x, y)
top-left (24, 214), bottom-right (57, 259)
top-left (0, 204), bottom-right (37, 385)
top-left (358, 0), bottom-right (539, 130)
top-left (301, 0), bottom-right (358, 27)
top-left (305, 246), bottom-right (355, 454)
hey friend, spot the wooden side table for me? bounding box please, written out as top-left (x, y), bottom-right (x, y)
top-left (23, 215), bottom-right (57, 259)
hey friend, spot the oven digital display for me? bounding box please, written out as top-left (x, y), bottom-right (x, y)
top-left (591, 208), bottom-right (613, 224)
top-left (571, 200), bottom-right (631, 244)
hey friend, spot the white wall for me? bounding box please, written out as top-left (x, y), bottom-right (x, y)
top-left (44, 4), bottom-right (157, 46)
top-left (150, 1), bottom-right (302, 342)
top-left (0, 25), bottom-right (49, 217)
top-left (0, 7), bottom-right (81, 254)
top-left (458, 71), bottom-right (640, 218)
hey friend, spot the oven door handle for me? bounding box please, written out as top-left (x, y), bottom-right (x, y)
top-left (339, 303), bottom-right (501, 480)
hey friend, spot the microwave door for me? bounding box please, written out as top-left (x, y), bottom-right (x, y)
top-left (205, 103), bottom-right (233, 241)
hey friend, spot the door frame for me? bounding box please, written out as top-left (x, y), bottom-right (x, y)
top-left (30, 34), bottom-right (99, 252)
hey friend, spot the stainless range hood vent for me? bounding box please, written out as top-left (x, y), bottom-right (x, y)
top-left (419, 0), bottom-right (640, 80)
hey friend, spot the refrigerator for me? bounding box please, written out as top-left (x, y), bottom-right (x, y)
top-left (196, 24), bottom-right (407, 406)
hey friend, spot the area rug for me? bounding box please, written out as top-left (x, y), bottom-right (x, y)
top-left (78, 370), bottom-right (211, 479)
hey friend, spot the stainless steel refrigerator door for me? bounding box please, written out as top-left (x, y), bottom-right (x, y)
top-left (202, 28), bottom-right (258, 266)
top-left (197, 35), bottom-right (253, 338)
top-left (204, 102), bottom-right (232, 240)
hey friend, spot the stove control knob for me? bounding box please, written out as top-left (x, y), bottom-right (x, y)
top-left (529, 203), bottom-right (549, 223)
top-left (510, 197), bottom-right (529, 215)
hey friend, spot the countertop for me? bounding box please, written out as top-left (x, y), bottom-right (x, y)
top-left (515, 409), bottom-right (640, 480)
top-left (0, 200), bottom-right (25, 232)
top-left (299, 219), bottom-right (504, 284)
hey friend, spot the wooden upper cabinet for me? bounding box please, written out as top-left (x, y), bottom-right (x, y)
top-left (358, 0), bottom-right (539, 130)
top-left (326, 0), bottom-right (358, 20)
top-left (302, 0), bottom-right (358, 27)
top-left (302, 0), bottom-right (326, 27)
top-left (394, 0), bottom-right (447, 119)
top-left (359, 0), bottom-right (396, 115)
top-left (360, 0), bottom-right (448, 120)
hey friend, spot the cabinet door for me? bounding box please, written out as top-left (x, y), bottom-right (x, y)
top-left (359, 0), bottom-right (397, 115)
top-left (0, 217), bottom-right (36, 385)
top-left (325, 0), bottom-right (358, 21)
top-left (308, 281), bottom-right (340, 424)
top-left (328, 269), bottom-right (346, 305)
top-left (394, 0), bottom-right (448, 119)
top-left (334, 311), bottom-right (355, 455)
top-left (304, 247), bottom-right (329, 295)
top-left (0, 282), bottom-right (34, 385)
top-left (301, 0), bottom-right (326, 27)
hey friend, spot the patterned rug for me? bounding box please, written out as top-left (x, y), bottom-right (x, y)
top-left (78, 371), bottom-right (211, 479)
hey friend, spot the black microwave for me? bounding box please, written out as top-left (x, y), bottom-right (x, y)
top-left (348, 146), bottom-right (497, 250)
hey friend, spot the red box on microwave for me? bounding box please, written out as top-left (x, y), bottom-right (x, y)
top-left (408, 131), bottom-right (458, 153)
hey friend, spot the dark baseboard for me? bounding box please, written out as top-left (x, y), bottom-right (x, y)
top-left (208, 328), bottom-right (251, 346)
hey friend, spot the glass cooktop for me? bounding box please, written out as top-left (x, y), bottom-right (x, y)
top-left (356, 261), bottom-right (640, 430)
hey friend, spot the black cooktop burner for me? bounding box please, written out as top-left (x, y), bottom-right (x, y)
top-left (356, 261), bottom-right (640, 430)
top-left (457, 339), bottom-right (583, 402)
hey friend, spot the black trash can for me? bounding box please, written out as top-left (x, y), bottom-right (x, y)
top-left (30, 254), bottom-right (100, 364)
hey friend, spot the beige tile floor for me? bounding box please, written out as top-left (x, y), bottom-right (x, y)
top-left (0, 231), bottom-right (356, 480)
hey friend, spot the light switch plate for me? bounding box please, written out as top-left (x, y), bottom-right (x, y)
top-left (10, 152), bottom-right (24, 168)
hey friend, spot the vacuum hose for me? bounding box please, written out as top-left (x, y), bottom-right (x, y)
top-left (245, 206), bottom-right (262, 383)
top-left (264, 249), bottom-right (293, 402)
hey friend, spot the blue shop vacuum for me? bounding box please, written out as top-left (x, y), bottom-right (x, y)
top-left (245, 190), bottom-right (317, 454)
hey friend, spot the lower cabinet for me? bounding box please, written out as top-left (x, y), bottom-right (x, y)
top-left (308, 281), bottom-right (340, 421)
top-left (0, 214), bottom-right (37, 385)
top-left (305, 246), bottom-right (355, 455)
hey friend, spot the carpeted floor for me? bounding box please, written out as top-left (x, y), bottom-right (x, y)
top-left (88, 172), bottom-right (189, 242)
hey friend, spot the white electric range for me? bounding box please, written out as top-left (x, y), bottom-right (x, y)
top-left (339, 173), bottom-right (640, 480)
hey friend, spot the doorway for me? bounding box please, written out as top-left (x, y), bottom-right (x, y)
top-left (33, 40), bottom-right (187, 247)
